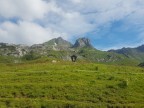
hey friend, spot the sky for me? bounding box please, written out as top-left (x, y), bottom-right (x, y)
top-left (0, 0), bottom-right (144, 50)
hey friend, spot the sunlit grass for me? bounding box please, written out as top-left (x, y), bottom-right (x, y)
top-left (0, 61), bottom-right (144, 107)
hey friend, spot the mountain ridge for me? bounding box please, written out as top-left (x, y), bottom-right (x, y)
top-left (109, 44), bottom-right (144, 62)
top-left (0, 37), bottom-right (143, 65)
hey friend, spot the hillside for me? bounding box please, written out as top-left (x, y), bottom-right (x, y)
top-left (0, 61), bottom-right (144, 107)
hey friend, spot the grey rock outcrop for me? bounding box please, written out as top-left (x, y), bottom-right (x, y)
top-left (0, 43), bottom-right (28, 57)
top-left (73, 37), bottom-right (93, 48)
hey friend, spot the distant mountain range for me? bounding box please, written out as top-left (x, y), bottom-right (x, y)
top-left (0, 37), bottom-right (144, 66)
top-left (109, 45), bottom-right (144, 62)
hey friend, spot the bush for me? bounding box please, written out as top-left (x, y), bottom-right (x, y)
top-left (118, 80), bottom-right (128, 88)
top-left (23, 51), bottom-right (40, 60)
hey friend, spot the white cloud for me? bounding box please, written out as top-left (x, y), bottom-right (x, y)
top-left (0, 0), bottom-right (144, 47)
top-left (0, 0), bottom-right (48, 20)
top-left (46, 12), bottom-right (94, 36)
top-left (0, 21), bottom-right (66, 45)
top-left (71, 0), bottom-right (82, 4)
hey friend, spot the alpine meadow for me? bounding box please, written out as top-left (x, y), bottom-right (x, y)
top-left (0, 60), bottom-right (144, 107)
top-left (0, 37), bottom-right (144, 108)
top-left (0, 0), bottom-right (144, 108)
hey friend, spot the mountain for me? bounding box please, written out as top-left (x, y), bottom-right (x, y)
top-left (73, 37), bottom-right (93, 48)
top-left (0, 37), bottom-right (142, 65)
top-left (27, 37), bottom-right (73, 60)
top-left (43, 37), bottom-right (72, 50)
top-left (30, 37), bottom-right (72, 51)
top-left (109, 45), bottom-right (144, 62)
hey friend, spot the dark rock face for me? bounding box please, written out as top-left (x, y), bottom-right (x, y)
top-left (138, 62), bottom-right (144, 67)
top-left (108, 48), bottom-right (132, 57)
top-left (108, 44), bottom-right (144, 62)
top-left (136, 45), bottom-right (144, 52)
top-left (73, 38), bottom-right (93, 48)
top-left (109, 45), bottom-right (144, 54)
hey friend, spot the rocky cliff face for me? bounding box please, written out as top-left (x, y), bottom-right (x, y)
top-left (73, 38), bottom-right (93, 48)
top-left (0, 43), bottom-right (29, 57)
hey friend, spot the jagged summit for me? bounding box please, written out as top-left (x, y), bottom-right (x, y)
top-left (72, 37), bottom-right (93, 48)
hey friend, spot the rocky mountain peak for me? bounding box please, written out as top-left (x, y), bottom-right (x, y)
top-left (55, 37), bottom-right (70, 46)
top-left (44, 37), bottom-right (71, 46)
top-left (43, 37), bottom-right (72, 50)
top-left (73, 37), bottom-right (93, 48)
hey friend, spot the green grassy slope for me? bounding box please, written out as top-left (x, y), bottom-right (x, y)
top-left (0, 61), bottom-right (144, 108)
top-left (77, 47), bottom-right (139, 66)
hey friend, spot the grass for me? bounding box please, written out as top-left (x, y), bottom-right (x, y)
top-left (0, 61), bottom-right (144, 108)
